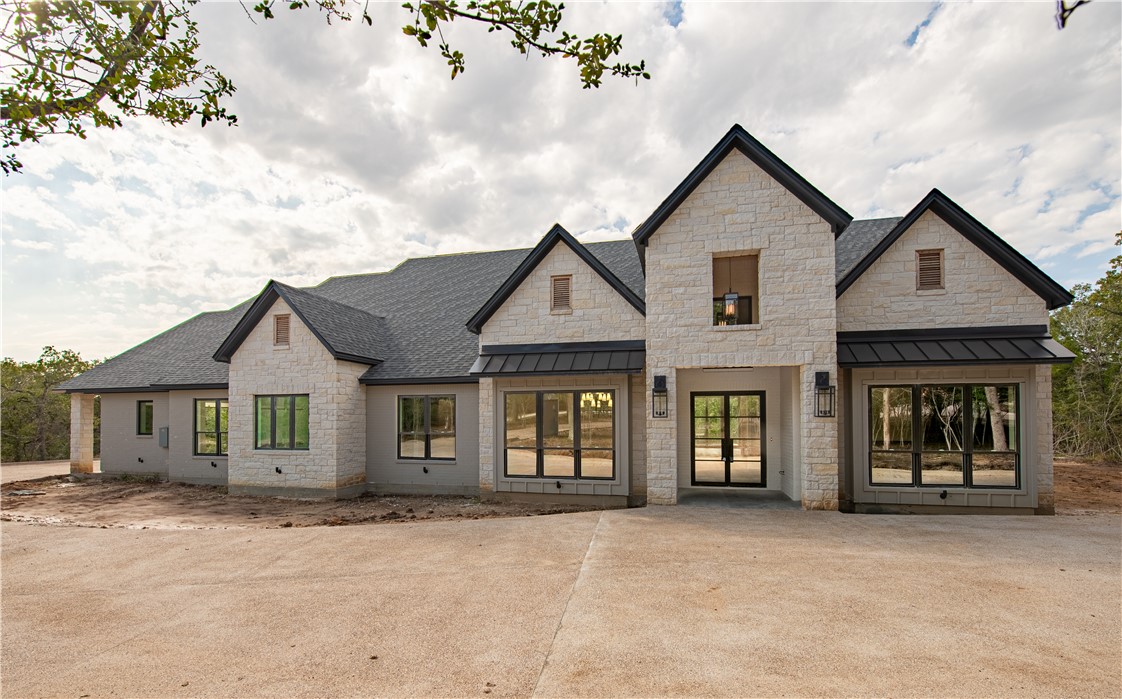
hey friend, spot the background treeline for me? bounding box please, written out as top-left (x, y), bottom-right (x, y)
top-left (1050, 232), bottom-right (1122, 462)
top-left (1, 238), bottom-right (1119, 464)
top-left (1, 347), bottom-right (99, 462)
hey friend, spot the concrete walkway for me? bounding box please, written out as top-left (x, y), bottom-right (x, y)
top-left (2, 507), bottom-right (1119, 698)
top-left (0, 459), bottom-right (95, 484)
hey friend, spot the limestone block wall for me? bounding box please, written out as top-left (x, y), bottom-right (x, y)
top-left (643, 150), bottom-right (839, 508)
top-left (69, 393), bottom-right (96, 473)
top-left (478, 377), bottom-right (495, 494)
top-left (479, 242), bottom-right (645, 347)
top-left (98, 393), bottom-right (168, 476)
top-left (628, 372), bottom-right (647, 505)
top-left (228, 297), bottom-right (368, 497)
top-left (837, 210), bottom-right (1048, 331)
top-left (1033, 364), bottom-right (1055, 514)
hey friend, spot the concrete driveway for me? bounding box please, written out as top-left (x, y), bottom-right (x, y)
top-left (2, 507), bottom-right (1119, 698)
top-left (0, 459), bottom-right (87, 484)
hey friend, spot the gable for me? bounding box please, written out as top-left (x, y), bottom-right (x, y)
top-left (632, 124), bottom-right (852, 248)
top-left (836, 209), bottom-right (1052, 332)
top-left (474, 233), bottom-right (646, 346)
top-left (466, 224), bottom-right (645, 336)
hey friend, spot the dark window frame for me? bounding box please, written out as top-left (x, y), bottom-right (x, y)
top-left (867, 383), bottom-right (1020, 490)
top-left (136, 400), bottom-right (154, 436)
top-left (503, 390), bottom-right (616, 481)
top-left (689, 391), bottom-right (767, 488)
top-left (397, 395), bottom-right (457, 461)
top-left (193, 398), bottom-right (228, 456)
top-left (254, 394), bottom-right (310, 451)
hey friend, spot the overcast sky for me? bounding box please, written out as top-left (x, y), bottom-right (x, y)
top-left (2, 1), bottom-right (1119, 362)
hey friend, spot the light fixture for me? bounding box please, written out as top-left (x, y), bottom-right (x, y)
top-left (722, 257), bottom-right (739, 324)
top-left (814, 371), bottom-right (836, 418)
top-left (652, 375), bottom-right (669, 419)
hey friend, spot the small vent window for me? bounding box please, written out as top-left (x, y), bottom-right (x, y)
top-left (273, 314), bottom-right (291, 346)
top-left (551, 275), bottom-right (572, 311)
top-left (916, 250), bottom-right (944, 290)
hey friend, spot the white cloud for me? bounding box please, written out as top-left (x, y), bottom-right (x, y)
top-left (1, 0), bottom-right (1119, 361)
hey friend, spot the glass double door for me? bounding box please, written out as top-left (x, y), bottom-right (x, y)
top-left (691, 392), bottom-right (766, 487)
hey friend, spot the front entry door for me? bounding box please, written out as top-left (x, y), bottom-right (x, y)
top-left (691, 392), bottom-right (766, 487)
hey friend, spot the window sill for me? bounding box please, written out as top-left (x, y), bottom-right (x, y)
top-left (253, 448), bottom-right (311, 452)
top-left (193, 454), bottom-right (228, 460)
top-left (712, 323), bottom-right (762, 331)
top-left (137, 434), bottom-right (153, 439)
top-left (395, 459), bottom-right (457, 466)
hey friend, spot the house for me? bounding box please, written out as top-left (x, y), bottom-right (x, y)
top-left (60, 125), bottom-right (1075, 513)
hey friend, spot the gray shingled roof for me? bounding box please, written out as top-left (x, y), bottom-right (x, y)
top-left (60, 240), bottom-right (644, 391)
top-left (834, 217), bottom-right (903, 283)
top-left (60, 224), bottom-right (912, 391)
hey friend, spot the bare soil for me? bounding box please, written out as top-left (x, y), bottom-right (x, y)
top-left (1, 459), bottom-right (1116, 529)
top-left (0, 476), bottom-right (603, 530)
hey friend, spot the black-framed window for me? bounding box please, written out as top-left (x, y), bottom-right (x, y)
top-left (194, 398), bottom-right (228, 456)
top-left (137, 400), bottom-right (154, 436)
top-left (398, 395), bottom-right (456, 460)
top-left (254, 395), bottom-right (309, 450)
top-left (869, 384), bottom-right (1019, 489)
top-left (504, 390), bottom-right (615, 480)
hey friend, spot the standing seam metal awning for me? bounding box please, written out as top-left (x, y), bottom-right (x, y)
top-left (469, 341), bottom-right (645, 376)
top-left (838, 326), bottom-right (1075, 368)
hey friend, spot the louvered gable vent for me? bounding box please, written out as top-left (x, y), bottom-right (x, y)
top-left (273, 314), bottom-right (291, 345)
top-left (916, 250), bottom-right (944, 290)
top-left (551, 275), bottom-right (572, 311)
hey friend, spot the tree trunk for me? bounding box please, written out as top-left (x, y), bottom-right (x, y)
top-left (984, 386), bottom-right (1009, 451)
top-left (881, 388), bottom-right (892, 449)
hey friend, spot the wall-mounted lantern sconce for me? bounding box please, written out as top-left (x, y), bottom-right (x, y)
top-left (652, 375), bottom-right (669, 418)
top-left (814, 371), bottom-right (836, 418)
top-left (723, 292), bottom-right (739, 321)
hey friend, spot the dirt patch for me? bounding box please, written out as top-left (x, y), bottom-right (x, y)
top-left (0, 475), bottom-right (605, 530)
top-left (1054, 458), bottom-right (1122, 515)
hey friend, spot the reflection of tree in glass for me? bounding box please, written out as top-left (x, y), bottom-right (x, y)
top-left (922, 386), bottom-right (963, 451)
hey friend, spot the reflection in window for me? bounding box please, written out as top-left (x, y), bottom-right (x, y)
top-left (195, 398), bottom-right (228, 456)
top-left (397, 395), bottom-right (456, 460)
top-left (254, 395), bottom-right (309, 450)
top-left (504, 390), bottom-right (614, 479)
top-left (868, 384), bottom-right (1019, 489)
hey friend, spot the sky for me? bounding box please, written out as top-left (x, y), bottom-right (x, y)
top-left (2, 0), bottom-right (1120, 363)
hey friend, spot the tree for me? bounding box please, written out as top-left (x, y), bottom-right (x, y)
top-left (1, 346), bottom-right (100, 462)
top-left (0, 0), bottom-right (648, 174)
top-left (1050, 231), bottom-right (1122, 461)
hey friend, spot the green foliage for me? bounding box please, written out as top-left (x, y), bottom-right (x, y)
top-left (2, 0), bottom-right (648, 174)
top-left (1050, 232), bottom-right (1122, 461)
top-left (1, 347), bottom-right (100, 462)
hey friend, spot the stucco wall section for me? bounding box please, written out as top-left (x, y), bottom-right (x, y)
top-left (643, 150), bottom-right (839, 508)
top-left (228, 297), bottom-right (368, 496)
top-left (479, 242), bottom-right (645, 346)
top-left (98, 393), bottom-right (168, 476)
top-left (366, 383), bottom-right (480, 495)
top-left (837, 210), bottom-right (1049, 331)
top-left (168, 389), bottom-right (228, 485)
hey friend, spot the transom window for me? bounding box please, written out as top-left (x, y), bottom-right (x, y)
top-left (137, 400), bottom-right (153, 436)
top-left (869, 384), bottom-right (1019, 488)
top-left (194, 398), bottom-right (228, 456)
top-left (916, 249), bottom-right (944, 290)
top-left (712, 254), bottom-right (759, 325)
top-left (504, 391), bottom-right (615, 480)
top-left (255, 395), bottom-right (309, 450)
top-left (398, 395), bottom-right (456, 460)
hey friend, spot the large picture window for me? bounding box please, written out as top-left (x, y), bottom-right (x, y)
top-left (504, 390), bottom-right (615, 480)
top-left (869, 384), bottom-right (1018, 489)
top-left (194, 399), bottom-right (228, 456)
top-left (398, 395), bottom-right (456, 460)
top-left (255, 395), bottom-right (309, 450)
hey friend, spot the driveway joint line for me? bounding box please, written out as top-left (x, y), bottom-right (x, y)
top-left (531, 510), bottom-right (605, 697)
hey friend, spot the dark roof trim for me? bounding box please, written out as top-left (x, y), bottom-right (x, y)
top-left (360, 376), bottom-right (478, 386)
top-left (466, 224), bottom-right (646, 334)
top-left (59, 382), bottom-right (231, 394)
top-left (149, 383), bottom-right (229, 391)
top-left (632, 124), bottom-right (853, 246)
top-left (838, 325), bottom-right (1050, 342)
top-left (835, 189), bottom-right (1074, 310)
top-left (213, 280), bottom-right (382, 364)
top-left (481, 340), bottom-right (645, 355)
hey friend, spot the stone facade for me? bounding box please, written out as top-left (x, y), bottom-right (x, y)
top-left (1033, 364), bottom-right (1055, 514)
top-left (642, 150), bottom-right (839, 508)
top-left (479, 242), bottom-right (645, 346)
top-left (69, 393), bottom-right (95, 474)
top-left (837, 210), bottom-right (1048, 331)
top-left (227, 297), bottom-right (368, 497)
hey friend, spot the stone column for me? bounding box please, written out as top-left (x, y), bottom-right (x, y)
top-left (69, 393), bottom-right (95, 474)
